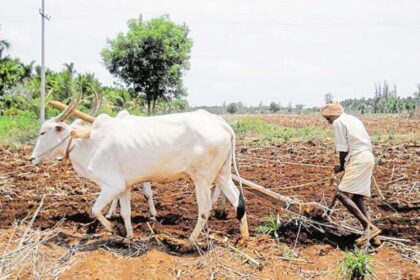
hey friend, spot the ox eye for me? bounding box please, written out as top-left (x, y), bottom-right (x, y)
top-left (40, 131), bottom-right (46, 136)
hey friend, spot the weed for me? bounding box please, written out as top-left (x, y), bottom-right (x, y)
top-left (256, 214), bottom-right (281, 240)
top-left (339, 248), bottom-right (373, 280)
top-left (281, 246), bottom-right (298, 259)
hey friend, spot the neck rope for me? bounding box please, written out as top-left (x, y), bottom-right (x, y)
top-left (33, 133), bottom-right (75, 160)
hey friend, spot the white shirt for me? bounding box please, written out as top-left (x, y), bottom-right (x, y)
top-left (332, 113), bottom-right (372, 157)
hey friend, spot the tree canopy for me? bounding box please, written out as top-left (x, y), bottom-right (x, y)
top-left (101, 15), bottom-right (193, 115)
top-left (340, 81), bottom-right (418, 114)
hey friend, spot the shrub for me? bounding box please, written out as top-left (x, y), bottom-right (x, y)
top-left (226, 103), bottom-right (237, 114)
top-left (256, 215), bottom-right (281, 240)
top-left (339, 248), bottom-right (373, 280)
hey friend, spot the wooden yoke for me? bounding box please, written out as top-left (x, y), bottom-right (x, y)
top-left (70, 128), bottom-right (91, 139)
top-left (48, 100), bottom-right (96, 123)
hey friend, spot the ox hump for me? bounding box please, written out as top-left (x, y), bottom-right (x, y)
top-left (92, 114), bottom-right (114, 129)
top-left (116, 110), bottom-right (130, 118)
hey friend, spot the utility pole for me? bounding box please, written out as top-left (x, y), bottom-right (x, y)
top-left (39, 0), bottom-right (50, 123)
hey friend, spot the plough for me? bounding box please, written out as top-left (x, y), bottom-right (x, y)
top-left (49, 100), bottom-right (325, 218)
top-left (50, 100), bottom-right (414, 244)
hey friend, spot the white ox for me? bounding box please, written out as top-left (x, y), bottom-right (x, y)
top-left (57, 95), bottom-right (157, 221)
top-left (110, 110), bottom-right (225, 220)
top-left (30, 98), bottom-right (249, 243)
top-left (105, 110), bottom-right (157, 220)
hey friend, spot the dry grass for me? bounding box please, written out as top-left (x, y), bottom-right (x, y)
top-left (0, 197), bottom-right (76, 279)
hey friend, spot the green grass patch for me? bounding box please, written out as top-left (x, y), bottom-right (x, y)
top-left (339, 248), bottom-right (373, 280)
top-left (256, 214), bottom-right (282, 240)
top-left (230, 117), bottom-right (329, 144)
top-left (0, 111), bottom-right (40, 146)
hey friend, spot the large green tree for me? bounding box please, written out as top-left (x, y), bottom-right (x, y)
top-left (0, 58), bottom-right (33, 96)
top-left (101, 15), bottom-right (193, 115)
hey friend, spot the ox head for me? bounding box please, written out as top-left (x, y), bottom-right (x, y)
top-left (30, 89), bottom-right (101, 165)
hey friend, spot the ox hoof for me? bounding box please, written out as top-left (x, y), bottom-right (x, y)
top-left (234, 237), bottom-right (249, 247)
top-left (155, 234), bottom-right (195, 253)
top-left (114, 223), bottom-right (127, 237)
top-left (214, 209), bottom-right (228, 220)
top-left (150, 216), bottom-right (157, 222)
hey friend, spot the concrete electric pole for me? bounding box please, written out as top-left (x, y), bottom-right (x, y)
top-left (39, 0), bottom-right (50, 123)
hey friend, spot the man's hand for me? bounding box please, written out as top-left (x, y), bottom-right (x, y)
top-left (334, 165), bottom-right (344, 173)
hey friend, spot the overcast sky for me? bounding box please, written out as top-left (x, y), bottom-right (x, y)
top-left (1, 0), bottom-right (419, 107)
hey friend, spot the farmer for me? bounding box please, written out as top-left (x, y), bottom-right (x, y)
top-left (321, 102), bottom-right (381, 245)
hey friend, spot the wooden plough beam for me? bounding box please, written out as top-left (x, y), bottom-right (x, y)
top-left (231, 174), bottom-right (314, 215)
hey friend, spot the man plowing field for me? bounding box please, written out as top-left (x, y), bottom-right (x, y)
top-left (321, 102), bottom-right (381, 246)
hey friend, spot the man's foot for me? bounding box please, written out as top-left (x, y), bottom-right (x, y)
top-left (371, 236), bottom-right (382, 247)
top-left (356, 225), bottom-right (381, 245)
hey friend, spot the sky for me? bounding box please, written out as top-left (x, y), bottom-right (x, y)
top-left (1, 0), bottom-right (419, 107)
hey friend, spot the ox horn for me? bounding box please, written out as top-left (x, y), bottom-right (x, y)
top-left (89, 88), bottom-right (103, 117)
top-left (54, 88), bottom-right (81, 122)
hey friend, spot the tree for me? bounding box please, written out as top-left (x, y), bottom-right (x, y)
top-left (414, 84), bottom-right (420, 98)
top-left (0, 58), bottom-right (33, 96)
top-left (102, 15), bottom-right (193, 115)
top-left (0, 25), bottom-right (10, 61)
top-left (0, 39), bottom-right (10, 61)
top-left (295, 104), bottom-right (305, 114)
top-left (340, 82), bottom-right (418, 114)
top-left (269, 101), bottom-right (280, 113)
top-left (226, 102), bottom-right (237, 114)
top-left (287, 102), bottom-right (293, 113)
top-left (324, 92), bottom-right (334, 104)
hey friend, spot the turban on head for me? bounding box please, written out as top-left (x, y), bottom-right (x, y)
top-left (320, 102), bottom-right (344, 117)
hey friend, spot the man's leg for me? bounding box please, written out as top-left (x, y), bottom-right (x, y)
top-left (351, 194), bottom-right (368, 218)
top-left (335, 191), bottom-right (370, 229)
top-left (352, 194), bottom-right (382, 245)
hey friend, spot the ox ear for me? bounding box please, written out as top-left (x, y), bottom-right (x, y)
top-left (55, 124), bottom-right (65, 133)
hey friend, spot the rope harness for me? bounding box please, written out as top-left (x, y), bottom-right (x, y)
top-left (32, 133), bottom-right (75, 166)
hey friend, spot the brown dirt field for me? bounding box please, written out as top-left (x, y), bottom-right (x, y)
top-left (259, 114), bottom-right (419, 136)
top-left (0, 115), bottom-right (419, 279)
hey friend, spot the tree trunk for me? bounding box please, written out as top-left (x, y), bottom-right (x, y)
top-left (147, 99), bottom-right (152, 116)
top-left (152, 99), bottom-right (157, 116)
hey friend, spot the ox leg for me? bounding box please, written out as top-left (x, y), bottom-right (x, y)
top-left (211, 185), bottom-right (221, 205)
top-left (216, 176), bottom-right (249, 240)
top-left (189, 180), bottom-right (212, 243)
top-left (141, 182), bottom-right (157, 221)
top-left (92, 187), bottom-right (120, 233)
top-left (212, 185), bottom-right (228, 219)
top-left (106, 198), bottom-right (119, 219)
top-left (119, 188), bottom-right (133, 239)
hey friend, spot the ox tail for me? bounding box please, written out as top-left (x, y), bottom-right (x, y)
top-left (223, 121), bottom-right (246, 220)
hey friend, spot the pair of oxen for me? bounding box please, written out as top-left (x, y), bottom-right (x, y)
top-left (30, 92), bottom-right (249, 244)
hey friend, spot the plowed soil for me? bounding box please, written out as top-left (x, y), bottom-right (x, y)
top-left (0, 115), bottom-right (419, 279)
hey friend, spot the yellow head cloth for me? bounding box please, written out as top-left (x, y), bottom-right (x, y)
top-left (320, 102), bottom-right (344, 117)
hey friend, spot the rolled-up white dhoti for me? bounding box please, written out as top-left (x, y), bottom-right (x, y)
top-left (338, 151), bottom-right (375, 197)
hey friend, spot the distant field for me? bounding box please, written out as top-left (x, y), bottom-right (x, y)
top-left (226, 113), bottom-right (419, 144)
top-left (1, 112), bottom-right (418, 147)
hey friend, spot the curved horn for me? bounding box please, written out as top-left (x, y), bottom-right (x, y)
top-left (89, 88), bottom-right (103, 117)
top-left (54, 88), bottom-right (81, 122)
